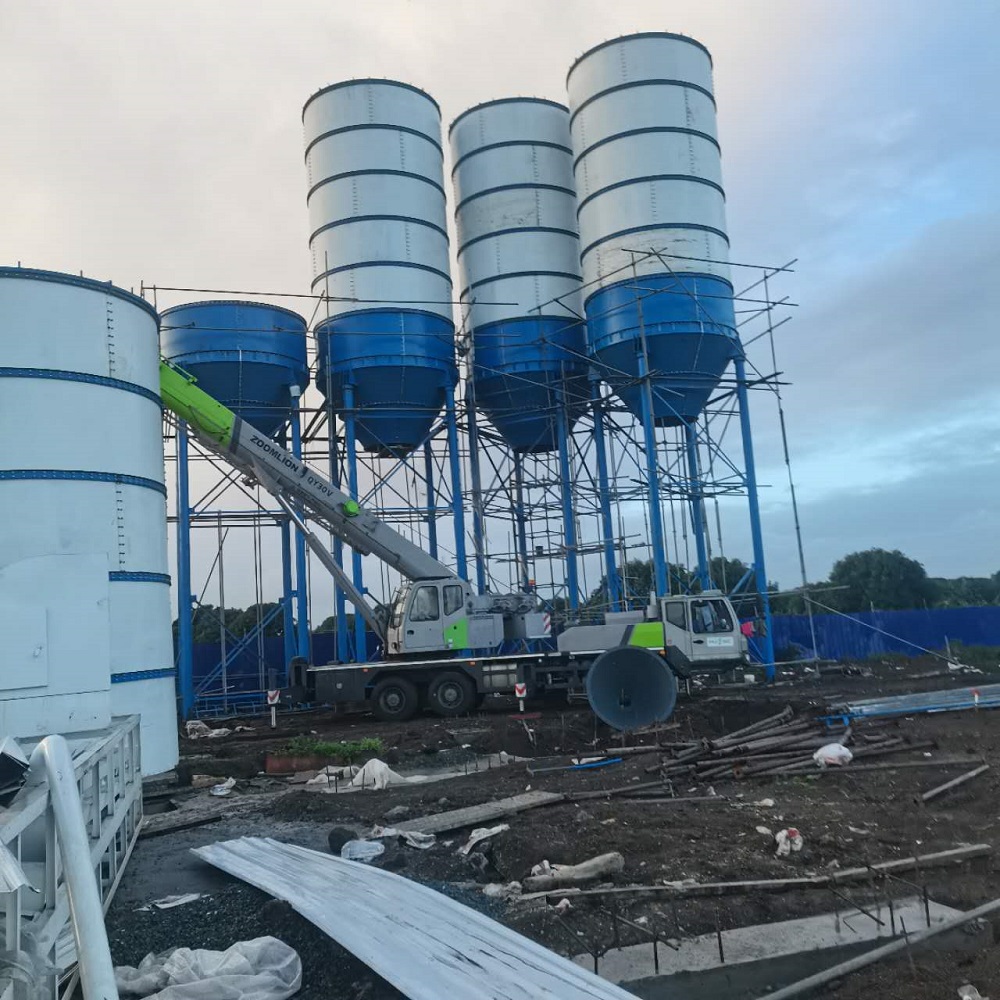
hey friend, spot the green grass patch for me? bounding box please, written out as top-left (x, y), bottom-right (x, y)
top-left (280, 735), bottom-right (383, 763)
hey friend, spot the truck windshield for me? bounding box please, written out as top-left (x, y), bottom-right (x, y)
top-left (690, 599), bottom-right (733, 634)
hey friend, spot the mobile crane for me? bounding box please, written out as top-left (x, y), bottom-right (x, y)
top-left (160, 360), bottom-right (750, 726)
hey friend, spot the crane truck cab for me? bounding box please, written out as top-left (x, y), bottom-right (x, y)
top-left (557, 590), bottom-right (747, 676)
top-left (385, 579), bottom-right (550, 657)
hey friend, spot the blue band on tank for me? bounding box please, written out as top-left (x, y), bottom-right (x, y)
top-left (0, 470), bottom-right (167, 495)
top-left (109, 571), bottom-right (171, 584)
top-left (580, 223), bottom-right (730, 258)
top-left (458, 226), bottom-right (579, 257)
top-left (311, 259), bottom-right (453, 289)
top-left (569, 79), bottom-right (716, 127)
top-left (110, 668), bottom-right (177, 684)
top-left (451, 139), bottom-right (572, 174)
top-left (0, 367), bottom-right (161, 405)
top-left (309, 214), bottom-right (449, 246)
top-left (449, 97), bottom-right (568, 134)
top-left (307, 168), bottom-right (446, 201)
top-left (577, 174), bottom-right (725, 215)
top-left (304, 122), bottom-right (442, 159)
top-left (573, 126), bottom-right (720, 166)
top-left (454, 183), bottom-right (575, 214)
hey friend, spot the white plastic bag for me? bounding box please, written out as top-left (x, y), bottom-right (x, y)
top-left (813, 743), bottom-right (853, 767)
top-left (116, 936), bottom-right (301, 999)
top-left (340, 840), bottom-right (386, 862)
top-left (349, 758), bottom-right (410, 790)
top-left (775, 828), bottom-right (804, 856)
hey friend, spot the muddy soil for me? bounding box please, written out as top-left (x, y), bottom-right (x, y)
top-left (106, 667), bottom-right (1000, 999)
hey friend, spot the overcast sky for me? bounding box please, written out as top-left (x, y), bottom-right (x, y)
top-left (2, 0), bottom-right (998, 612)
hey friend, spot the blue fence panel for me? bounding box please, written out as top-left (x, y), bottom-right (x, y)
top-left (771, 606), bottom-right (1000, 661)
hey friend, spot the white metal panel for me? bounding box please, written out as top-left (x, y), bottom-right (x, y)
top-left (451, 100), bottom-right (583, 322)
top-left (195, 837), bottom-right (640, 1000)
top-left (453, 144), bottom-right (574, 207)
top-left (456, 187), bottom-right (577, 247)
top-left (303, 80), bottom-right (453, 325)
top-left (567, 34), bottom-right (729, 292)
top-left (303, 81), bottom-right (441, 153)
top-left (306, 129), bottom-right (441, 193)
top-left (567, 34), bottom-right (714, 101)
top-left (582, 229), bottom-right (732, 289)
top-left (575, 131), bottom-right (723, 200)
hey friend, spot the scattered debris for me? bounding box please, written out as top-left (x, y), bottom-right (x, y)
top-left (529, 843), bottom-right (993, 899)
top-left (920, 763), bottom-right (990, 803)
top-left (306, 765), bottom-right (360, 788)
top-left (190, 774), bottom-right (218, 789)
top-left (0, 736), bottom-right (28, 806)
top-left (136, 893), bottom-right (204, 912)
top-left (383, 804), bottom-right (411, 822)
top-left (774, 828), bottom-right (804, 856)
top-left (114, 936), bottom-right (301, 1000)
top-left (350, 758), bottom-right (411, 790)
top-left (755, 825), bottom-right (773, 836)
top-left (523, 852), bottom-right (625, 891)
top-left (372, 826), bottom-right (436, 850)
top-left (958, 987), bottom-right (988, 1000)
top-left (754, 798), bottom-right (776, 807)
top-left (553, 898), bottom-right (573, 914)
top-left (184, 720), bottom-right (252, 740)
top-left (458, 824), bottom-right (510, 856)
top-left (482, 881), bottom-right (523, 901)
top-left (813, 743), bottom-right (853, 767)
top-left (340, 840), bottom-right (385, 862)
top-left (210, 777), bottom-right (237, 797)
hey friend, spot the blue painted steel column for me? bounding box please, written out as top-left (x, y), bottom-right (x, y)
top-left (290, 388), bottom-right (310, 661)
top-left (590, 378), bottom-right (621, 610)
top-left (556, 403), bottom-right (579, 610)
top-left (637, 352), bottom-right (669, 597)
top-left (327, 414), bottom-right (349, 663)
top-left (684, 422), bottom-right (711, 591)
top-left (279, 515), bottom-right (295, 668)
top-left (343, 383), bottom-right (367, 661)
top-left (175, 423), bottom-right (195, 719)
top-left (734, 354), bottom-right (776, 679)
top-left (448, 387), bottom-right (475, 586)
top-left (423, 440), bottom-right (439, 561)
top-left (512, 454), bottom-right (531, 593)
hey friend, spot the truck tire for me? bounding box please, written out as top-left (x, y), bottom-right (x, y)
top-left (371, 676), bottom-right (419, 722)
top-left (427, 671), bottom-right (475, 717)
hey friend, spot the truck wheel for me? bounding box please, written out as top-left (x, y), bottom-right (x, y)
top-left (371, 677), bottom-right (419, 722)
top-left (427, 672), bottom-right (475, 717)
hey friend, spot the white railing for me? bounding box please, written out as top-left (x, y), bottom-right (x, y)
top-left (0, 717), bottom-right (143, 999)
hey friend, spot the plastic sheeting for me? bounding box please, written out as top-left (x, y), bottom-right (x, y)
top-left (115, 936), bottom-right (301, 1000)
top-left (194, 837), bottom-right (638, 1000)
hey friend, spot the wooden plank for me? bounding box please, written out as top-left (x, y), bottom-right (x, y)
top-left (139, 812), bottom-right (223, 839)
top-left (532, 844), bottom-right (993, 900)
top-left (395, 790), bottom-right (565, 835)
top-left (920, 763), bottom-right (990, 802)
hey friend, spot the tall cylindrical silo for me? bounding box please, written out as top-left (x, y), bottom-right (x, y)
top-left (159, 301), bottom-right (310, 437)
top-left (567, 32), bottom-right (737, 425)
top-left (450, 98), bottom-right (588, 453)
top-left (0, 268), bottom-right (178, 774)
top-left (303, 79), bottom-right (456, 455)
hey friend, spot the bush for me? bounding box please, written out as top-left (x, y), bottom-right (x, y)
top-left (281, 735), bottom-right (383, 763)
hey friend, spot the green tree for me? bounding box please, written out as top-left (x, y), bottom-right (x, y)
top-left (827, 548), bottom-right (933, 612)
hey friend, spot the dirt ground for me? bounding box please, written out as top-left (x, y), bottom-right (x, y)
top-left (107, 662), bottom-right (1000, 999)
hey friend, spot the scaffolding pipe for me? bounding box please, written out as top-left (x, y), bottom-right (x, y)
top-left (290, 386), bottom-right (310, 660)
top-left (685, 422), bottom-right (711, 590)
top-left (29, 736), bottom-right (120, 1000)
top-left (342, 382), bottom-right (367, 661)
top-left (556, 403), bottom-right (579, 610)
top-left (590, 379), bottom-right (622, 610)
top-left (175, 423), bottom-right (195, 718)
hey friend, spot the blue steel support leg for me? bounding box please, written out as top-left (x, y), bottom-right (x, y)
top-left (556, 404), bottom-right (579, 610)
top-left (176, 424), bottom-right (195, 719)
top-left (280, 515), bottom-right (295, 669)
top-left (445, 388), bottom-right (469, 582)
top-left (512, 454), bottom-right (531, 593)
top-left (423, 440), bottom-right (439, 561)
top-left (637, 353), bottom-right (669, 597)
top-left (734, 355), bottom-right (776, 679)
top-left (328, 416), bottom-right (349, 663)
top-left (461, 390), bottom-right (487, 593)
top-left (290, 389), bottom-right (310, 662)
top-left (590, 378), bottom-right (621, 610)
top-left (343, 383), bottom-right (367, 662)
top-left (685, 421), bottom-right (711, 591)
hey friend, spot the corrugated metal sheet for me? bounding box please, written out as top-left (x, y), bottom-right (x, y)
top-left (194, 836), bottom-right (637, 999)
top-left (772, 606), bottom-right (1000, 661)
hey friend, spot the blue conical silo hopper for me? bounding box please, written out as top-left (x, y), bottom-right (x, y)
top-left (159, 301), bottom-right (309, 439)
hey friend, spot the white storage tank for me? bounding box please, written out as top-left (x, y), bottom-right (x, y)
top-left (0, 267), bottom-right (179, 775)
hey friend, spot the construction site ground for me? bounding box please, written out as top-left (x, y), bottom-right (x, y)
top-left (107, 660), bottom-right (1000, 999)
